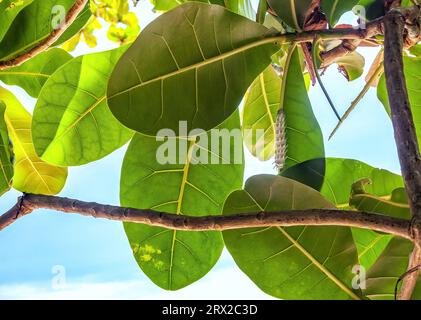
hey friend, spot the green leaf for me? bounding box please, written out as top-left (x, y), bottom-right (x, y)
top-left (0, 48), bottom-right (72, 98)
top-left (282, 158), bottom-right (404, 269)
top-left (0, 86), bottom-right (67, 195)
top-left (321, 0), bottom-right (359, 26)
top-left (0, 101), bottom-right (13, 196)
top-left (0, 0), bottom-right (91, 61)
top-left (334, 51), bottom-right (365, 81)
top-left (107, 2), bottom-right (278, 136)
top-left (121, 111), bottom-right (244, 290)
top-left (363, 237), bottom-right (421, 300)
top-left (266, 0), bottom-right (313, 31)
top-left (54, 0), bottom-right (91, 46)
top-left (150, 0), bottom-right (255, 19)
top-left (281, 45), bottom-right (324, 169)
top-left (350, 179), bottom-right (410, 220)
top-left (357, 0), bottom-right (384, 21)
top-left (352, 229), bottom-right (393, 272)
top-left (243, 65), bottom-right (280, 161)
top-left (33, 47), bottom-right (133, 166)
top-left (282, 158), bottom-right (403, 207)
top-left (378, 56), bottom-right (421, 148)
top-left (223, 174), bottom-right (360, 300)
top-left (0, 0), bottom-right (34, 43)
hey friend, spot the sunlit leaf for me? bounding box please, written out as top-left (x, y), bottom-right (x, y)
top-left (0, 48), bottom-right (72, 98)
top-left (33, 47), bottom-right (133, 166)
top-left (223, 174), bottom-right (360, 300)
top-left (243, 65), bottom-right (280, 161)
top-left (0, 86), bottom-right (67, 195)
top-left (107, 2), bottom-right (278, 136)
top-left (0, 101), bottom-right (13, 196)
top-left (378, 56), bottom-right (421, 148)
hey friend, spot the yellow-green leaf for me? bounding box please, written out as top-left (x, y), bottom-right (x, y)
top-left (0, 87), bottom-right (67, 195)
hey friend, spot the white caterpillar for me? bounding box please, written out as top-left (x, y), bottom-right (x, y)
top-left (274, 109), bottom-right (287, 171)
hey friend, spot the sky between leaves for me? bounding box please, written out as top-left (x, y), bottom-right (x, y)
top-left (0, 1), bottom-right (400, 299)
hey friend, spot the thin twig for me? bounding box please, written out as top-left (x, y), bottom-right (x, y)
top-left (329, 63), bottom-right (384, 140)
top-left (0, 194), bottom-right (413, 241)
top-left (0, 0), bottom-right (89, 70)
top-left (312, 37), bottom-right (341, 121)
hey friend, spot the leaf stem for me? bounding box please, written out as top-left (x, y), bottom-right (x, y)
top-left (312, 37), bottom-right (341, 121)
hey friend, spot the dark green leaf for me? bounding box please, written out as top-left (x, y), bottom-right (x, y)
top-left (0, 48), bottom-right (72, 98)
top-left (0, 0), bottom-right (34, 43)
top-left (223, 174), bottom-right (360, 300)
top-left (321, 0), bottom-right (359, 26)
top-left (107, 2), bottom-right (278, 136)
top-left (33, 47), bottom-right (133, 166)
top-left (266, 0), bottom-right (313, 31)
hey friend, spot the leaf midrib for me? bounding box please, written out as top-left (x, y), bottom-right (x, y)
top-left (4, 114), bottom-right (52, 193)
top-left (108, 36), bottom-right (282, 99)
top-left (169, 139), bottom-right (196, 290)
top-left (248, 188), bottom-right (360, 300)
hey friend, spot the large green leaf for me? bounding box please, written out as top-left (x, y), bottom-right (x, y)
top-left (0, 48), bottom-right (72, 98)
top-left (223, 174), bottom-right (360, 300)
top-left (122, 112), bottom-right (244, 290)
top-left (281, 45), bottom-right (324, 169)
top-left (282, 158), bottom-right (404, 269)
top-left (0, 86), bottom-right (67, 195)
top-left (321, 0), bottom-right (359, 26)
top-left (378, 56), bottom-right (421, 147)
top-left (107, 2), bottom-right (279, 136)
top-left (0, 0), bottom-right (91, 61)
top-left (0, 0), bottom-right (34, 43)
top-left (243, 65), bottom-right (280, 161)
top-left (0, 101), bottom-right (13, 196)
top-left (33, 47), bottom-right (132, 166)
top-left (266, 0), bottom-right (313, 31)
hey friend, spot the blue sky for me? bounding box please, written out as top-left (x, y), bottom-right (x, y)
top-left (0, 2), bottom-right (400, 299)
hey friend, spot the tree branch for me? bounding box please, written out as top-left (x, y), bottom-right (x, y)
top-left (0, 194), bottom-right (413, 241)
top-left (0, 3), bottom-right (390, 71)
top-left (384, 8), bottom-right (421, 300)
top-left (0, 0), bottom-right (88, 70)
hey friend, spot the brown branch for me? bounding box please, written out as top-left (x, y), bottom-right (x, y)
top-left (320, 17), bottom-right (384, 67)
top-left (0, 194), bottom-right (413, 241)
top-left (384, 8), bottom-right (421, 300)
top-left (0, 0), bottom-right (88, 70)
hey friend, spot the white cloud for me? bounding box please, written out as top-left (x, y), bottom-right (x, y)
top-left (0, 267), bottom-right (275, 300)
